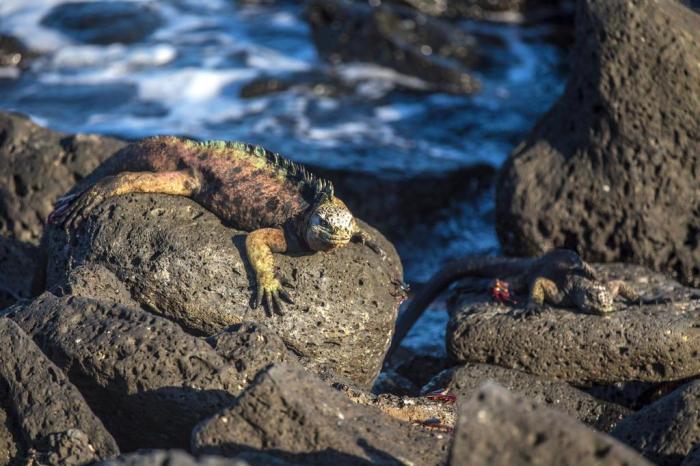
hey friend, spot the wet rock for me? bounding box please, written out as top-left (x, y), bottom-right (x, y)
top-left (40, 1), bottom-right (163, 45)
top-left (313, 163), bottom-right (495, 240)
top-left (4, 293), bottom-right (244, 451)
top-left (388, 0), bottom-right (523, 19)
top-left (0, 35), bottom-right (36, 75)
top-left (306, 0), bottom-right (481, 94)
top-left (611, 380), bottom-right (700, 466)
top-left (0, 236), bottom-right (42, 309)
top-left (435, 363), bottom-right (630, 431)
top-left (0, 317), bottom-right (119, 463)
top-left (496, 0), bottom-right (700, 287)
top-left (450, 383), bottom-right (653, 466)
top-left (192, 364), bottom-right (449, 466)
top-left (0, 111), bottom-right (126, 244)
top-left (46, 193), bottom-right (402, 389)
top-left (447, 262), bottom-right (700, 384)
top-left (97, 449), bottom-right (300, 466)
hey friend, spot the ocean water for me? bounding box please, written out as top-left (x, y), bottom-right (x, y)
top-left (0, 0), bottom-right (568, 353)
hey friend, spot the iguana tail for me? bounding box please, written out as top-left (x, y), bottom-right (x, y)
top-left (385, 255), bottom-right (533, 361)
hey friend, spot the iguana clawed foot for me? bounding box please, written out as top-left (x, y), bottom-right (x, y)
top-left (352, 229), bottom-right (387, 260)
top-left (253, 274), bottom-right (294, 316)
top-left (511, 302), bottom-right (545, 320)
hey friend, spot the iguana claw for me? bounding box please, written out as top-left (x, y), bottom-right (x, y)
top-left (254, 276), bottom-right (293, 316)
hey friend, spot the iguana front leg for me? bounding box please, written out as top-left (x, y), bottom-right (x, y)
top-left (512, 276), bottom-right (561, 319)
top-left (351, 226), bottom-right (387, 260)
top-left (245, 228), bottom-right (293, 315)
top-left (607, 280), bottom-right (640, 303)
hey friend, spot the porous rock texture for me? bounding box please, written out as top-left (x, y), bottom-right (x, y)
top-left (450, 383), bottom-right (653, 466)
top-left (48, 262), bottom-right (141, 307)
top-left (97, 449), bottom-right (297, 466)
top-left (46, 193), bottom-right (402, 389)
top-left (192, 364), bottom-right (449, 466)
top-left (447, 262), bottom-right (700, 384)
top-left (495, 0), bottom-right (700, 287)
top-left (611, 380), bottom-right (700, 466)
top-left (0, 317), bottom-right (119, 464)
top-left (206, 322), bottom-right (304, 385)
top-left (0, 236), bottom-right (41, 309)
top-left (4, 293), bottom-right (246, 451)
top-left (0, 111), bottom-right (126, 244)
top-left (438, 363), bottom-right (630, 431)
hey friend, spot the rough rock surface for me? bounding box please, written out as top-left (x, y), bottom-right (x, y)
top-left (306, 0), bottom-right (481, 94)
top-left (0, 236), bottom-right (41, 309)
top-left (206, 322), bottom-right (304, 386)
top-left (439, 363), bottom-right (630, 431)
top-left (0, 404), bottom-right (19, 466)
top-left (46, 193), bottom-right (402, 389)
top-left (48, 263), bottom-right (140, 307)
top-left (0, 111), bottom-right (126, 244)
top-left (192, 364), bottom-right (449, 466)
top-left (611, 380), bottom-right (700, 466)
top-left (40, 1), bottom-right (163, 45)
top-left (496, 0), bottom-right (700, 287)
top-left (4, 293), bottom-right (245, 451)
top-left (97, 449), bottom-right (299, 466)
top-left (333, 380), bottom-right (455, 429)
top-left (447, 263), bottom-right (700, 384)
top-left (0, 317), bottom-right (119, 463)
top-left (450, 383), bottom-right (653, 466)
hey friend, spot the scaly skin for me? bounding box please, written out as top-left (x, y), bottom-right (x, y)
top-left (48, 136), bottom-right (385, 315)
top-left (387, 249), bottom-right (639, 359)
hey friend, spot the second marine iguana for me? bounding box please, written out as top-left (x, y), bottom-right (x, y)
top-left (387, 249), bottom-right (639, 358)
top-left (48, 136), bottom-right (385, 314)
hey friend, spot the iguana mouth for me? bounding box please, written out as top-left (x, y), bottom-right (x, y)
top-left (318, 230), bottom-right (352, 244)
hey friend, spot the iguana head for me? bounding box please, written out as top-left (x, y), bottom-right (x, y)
top-left (305, 196), bottom-right (356, 251)
top-left (569, 278), bottom-right (615, 314)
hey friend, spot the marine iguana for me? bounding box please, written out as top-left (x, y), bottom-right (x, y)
top-left (387, 249), bottom-right (639, 358)
top-left (48, 136), bottom-right (385, 314)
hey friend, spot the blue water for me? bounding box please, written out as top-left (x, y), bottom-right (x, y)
top-left (0, 0), bottom-right (568, 353)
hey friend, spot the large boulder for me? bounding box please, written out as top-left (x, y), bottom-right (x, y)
top-left (449, 383), bottom-right (653, 465)
top-left (437, 363), bottom-right (630, 431)
top-left (46, 193), bottom-right (402, 389)
top-left (611, 380), bottom-right (700, 466)
top-left (0, 317), bottom-right (119, 464)
top-left (192, 364), bottom-right (449, 466)
top-left (4, 293), bottom-right (245, 451)
top-left (0, 236), bottom-right (42, 309)
top-left (447, 262), bottom-right (700, 384)
top-left (495, 0), bottom-right (700, 287)
top-left (0, 111), bottom-right (126, 244)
